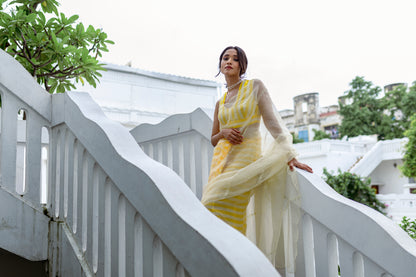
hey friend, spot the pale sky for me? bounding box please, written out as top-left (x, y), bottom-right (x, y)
top-left (59, 0), bottom-right (416, 110)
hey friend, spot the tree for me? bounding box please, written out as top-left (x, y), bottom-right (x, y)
top-left (323, 168), bottom-right (386, 213)
top-left (339, 77), bottom-right (416, 140)
top-left (381, 82), bottom-right (416, 139)
top-left (401, 115), bottom-right (416, 179)
top-left (379, 84), bottom-right (408, 139)
top-left (0, 0), bottom-right (114, 93)
top-left (292, 133), bottom-right (304, 144)
top-left (338, 76), bottom-right (390, 140)
top-left (313, 129), bottom-right (331, 141)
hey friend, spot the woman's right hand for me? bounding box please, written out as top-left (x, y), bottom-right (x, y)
top-left (221, 128), bottom-right (243, 145)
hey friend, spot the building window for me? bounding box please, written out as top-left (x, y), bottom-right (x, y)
top-left (298, 130), bottom-right (309, 142)
top-left (302, 102), bottom-right (307, 113)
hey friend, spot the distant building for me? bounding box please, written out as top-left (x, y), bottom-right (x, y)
top-left (384, 83), bottom-right (407, 93)
top-left (279, 81), bottom-right (408, 142)
top-left (278, 93), bottom-right (341, 142)
top-left (279, 109), bottom-right (295, 133)
top-left (74, 63), bottom-right (221, 129)
top-left (320, 105), bottom-right (341, 139)
top-left (292, 93), bottom-right (320, 142)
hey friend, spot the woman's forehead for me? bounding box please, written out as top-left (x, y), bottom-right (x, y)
top-left (223, 49), bottom-right (238, 56)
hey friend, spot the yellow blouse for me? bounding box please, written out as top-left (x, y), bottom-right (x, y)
top-left (218, 79), bottom-right (260, 129)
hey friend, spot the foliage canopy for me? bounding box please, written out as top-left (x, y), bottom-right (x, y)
top-left (338, 77), bottom-right (416, 140)
top-left (401, 115), bottom-right (416, 178)
top-left (0, 0), bottom-right (114, 93)
top-left (399, 216), bottom-right (416, 240)
top-left (312, 129), bottom-right (331, 141)
top-left (292, 133), bottom-right (304, 144)
top-left (338, 76), bottom-right (388, 140)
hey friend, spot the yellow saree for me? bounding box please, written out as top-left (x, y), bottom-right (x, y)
top-left (201, 79), bottom-right (301, 273)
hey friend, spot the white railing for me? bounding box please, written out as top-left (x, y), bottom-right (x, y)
top-left (293, 139), bottom-right (373, 156)
top-left (130, 108), bottom-right (213, 200)
top-left (378, 193), bottom-right (416, 224)
top-left (296, 171), bottom-right (416, 276)
top-left (136, 111), bottom-right (416, 276)
top-left (0, 50), bottom-right (280, 276)
top-left (0, 51), bottom-right (51, 262)
top-left (350, 138), bottom-right (408, 176)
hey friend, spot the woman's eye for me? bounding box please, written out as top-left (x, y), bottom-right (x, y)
top-left (234, 59), bottom-right (239, 62)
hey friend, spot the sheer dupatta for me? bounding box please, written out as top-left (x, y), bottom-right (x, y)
top-left (201, 79), bottom-right (301, 273)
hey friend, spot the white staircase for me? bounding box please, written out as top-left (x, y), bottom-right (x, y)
top-left (0, 49), bottom-right (279, 276)
top-left (132, 108), bottom-right (416, 276)
top-left (349, 138), bottom-right (408, 176)
top-left (1, 48), bottom-right (416, 276)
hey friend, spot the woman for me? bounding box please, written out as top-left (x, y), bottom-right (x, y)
top-left (201, 46), bottom-right (312, 272)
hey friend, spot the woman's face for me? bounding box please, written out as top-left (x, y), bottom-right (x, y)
top-left (220, 48), bottom-right (240, 77)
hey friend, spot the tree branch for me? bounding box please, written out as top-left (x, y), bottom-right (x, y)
top-left (20, 32), bottom-right (32, 60)
top-left (37, 58), bottom-right (54, 68)
top-left (37, 66), bottom-right (85, 79)
top-left (55, 26), bottom-right (65, 36)
top-left (12, 38), bottom-right (37, 68)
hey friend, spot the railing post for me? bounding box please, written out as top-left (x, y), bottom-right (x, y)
top-left (1, 94), bottom-right (19, 191)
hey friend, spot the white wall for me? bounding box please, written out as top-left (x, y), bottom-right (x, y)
top-left (75, 64), bottom-right (220, 128)
top-left (369, 159), bottom-right (409, 194)
top-left (296, 151), bottom-right (362, 177)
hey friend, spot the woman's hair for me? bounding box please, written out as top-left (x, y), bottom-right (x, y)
top-left (216, 46), bottom-right (248, 77)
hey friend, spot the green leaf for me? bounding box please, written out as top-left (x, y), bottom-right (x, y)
top-left (60, 12), bottom-right (66, 24)
top-left (50, 31), bottom-right (57, 45)
top-left (26, 13), bottom-right (37, 23)
top-left (86, 25), bottom-right (95, 36)
top-left (36, 12), bottom-right (46, 25)
top-left (67, 14), bottom-right (78, 25)
top-left (56, 83), bottom-right (65, 93)
top-left (76, 22), bottom-right (84, 34)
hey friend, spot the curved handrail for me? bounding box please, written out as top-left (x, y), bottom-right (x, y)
top-left (55, 91), bottom-right (279, 276)
top-left (130, 108), bottom-right (214, 199)
top-left (0, 51), bottom-right (51, 121)
top-left (130, 107), bottom-right (212, 143)
top-left (297, 170), bottom-right (416, 275)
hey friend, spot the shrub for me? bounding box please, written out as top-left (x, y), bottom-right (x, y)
top-left (323, 168), bottom-right (386, 213)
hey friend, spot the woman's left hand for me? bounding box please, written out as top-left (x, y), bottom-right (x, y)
top-left (288, 158), bottom-right (313, 173)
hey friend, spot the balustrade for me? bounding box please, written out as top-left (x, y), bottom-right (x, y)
top-left (0, 49), bottom-right (279, 276)
top-left (131, 108), bottom-right (213, 200)
top-left (2, 47), bottom-right (416, 276)
top-left (293, 139), bottom-right (371, 156)
top-left (378, 193), bottom-right (416, 223)
top-left (134, 110), bottom-right (416, 277)
top-left (296, 171), bottom-right (416, 276)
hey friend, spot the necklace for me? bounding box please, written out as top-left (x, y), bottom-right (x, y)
top-left (226, 79), bottom-right (242, 91)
